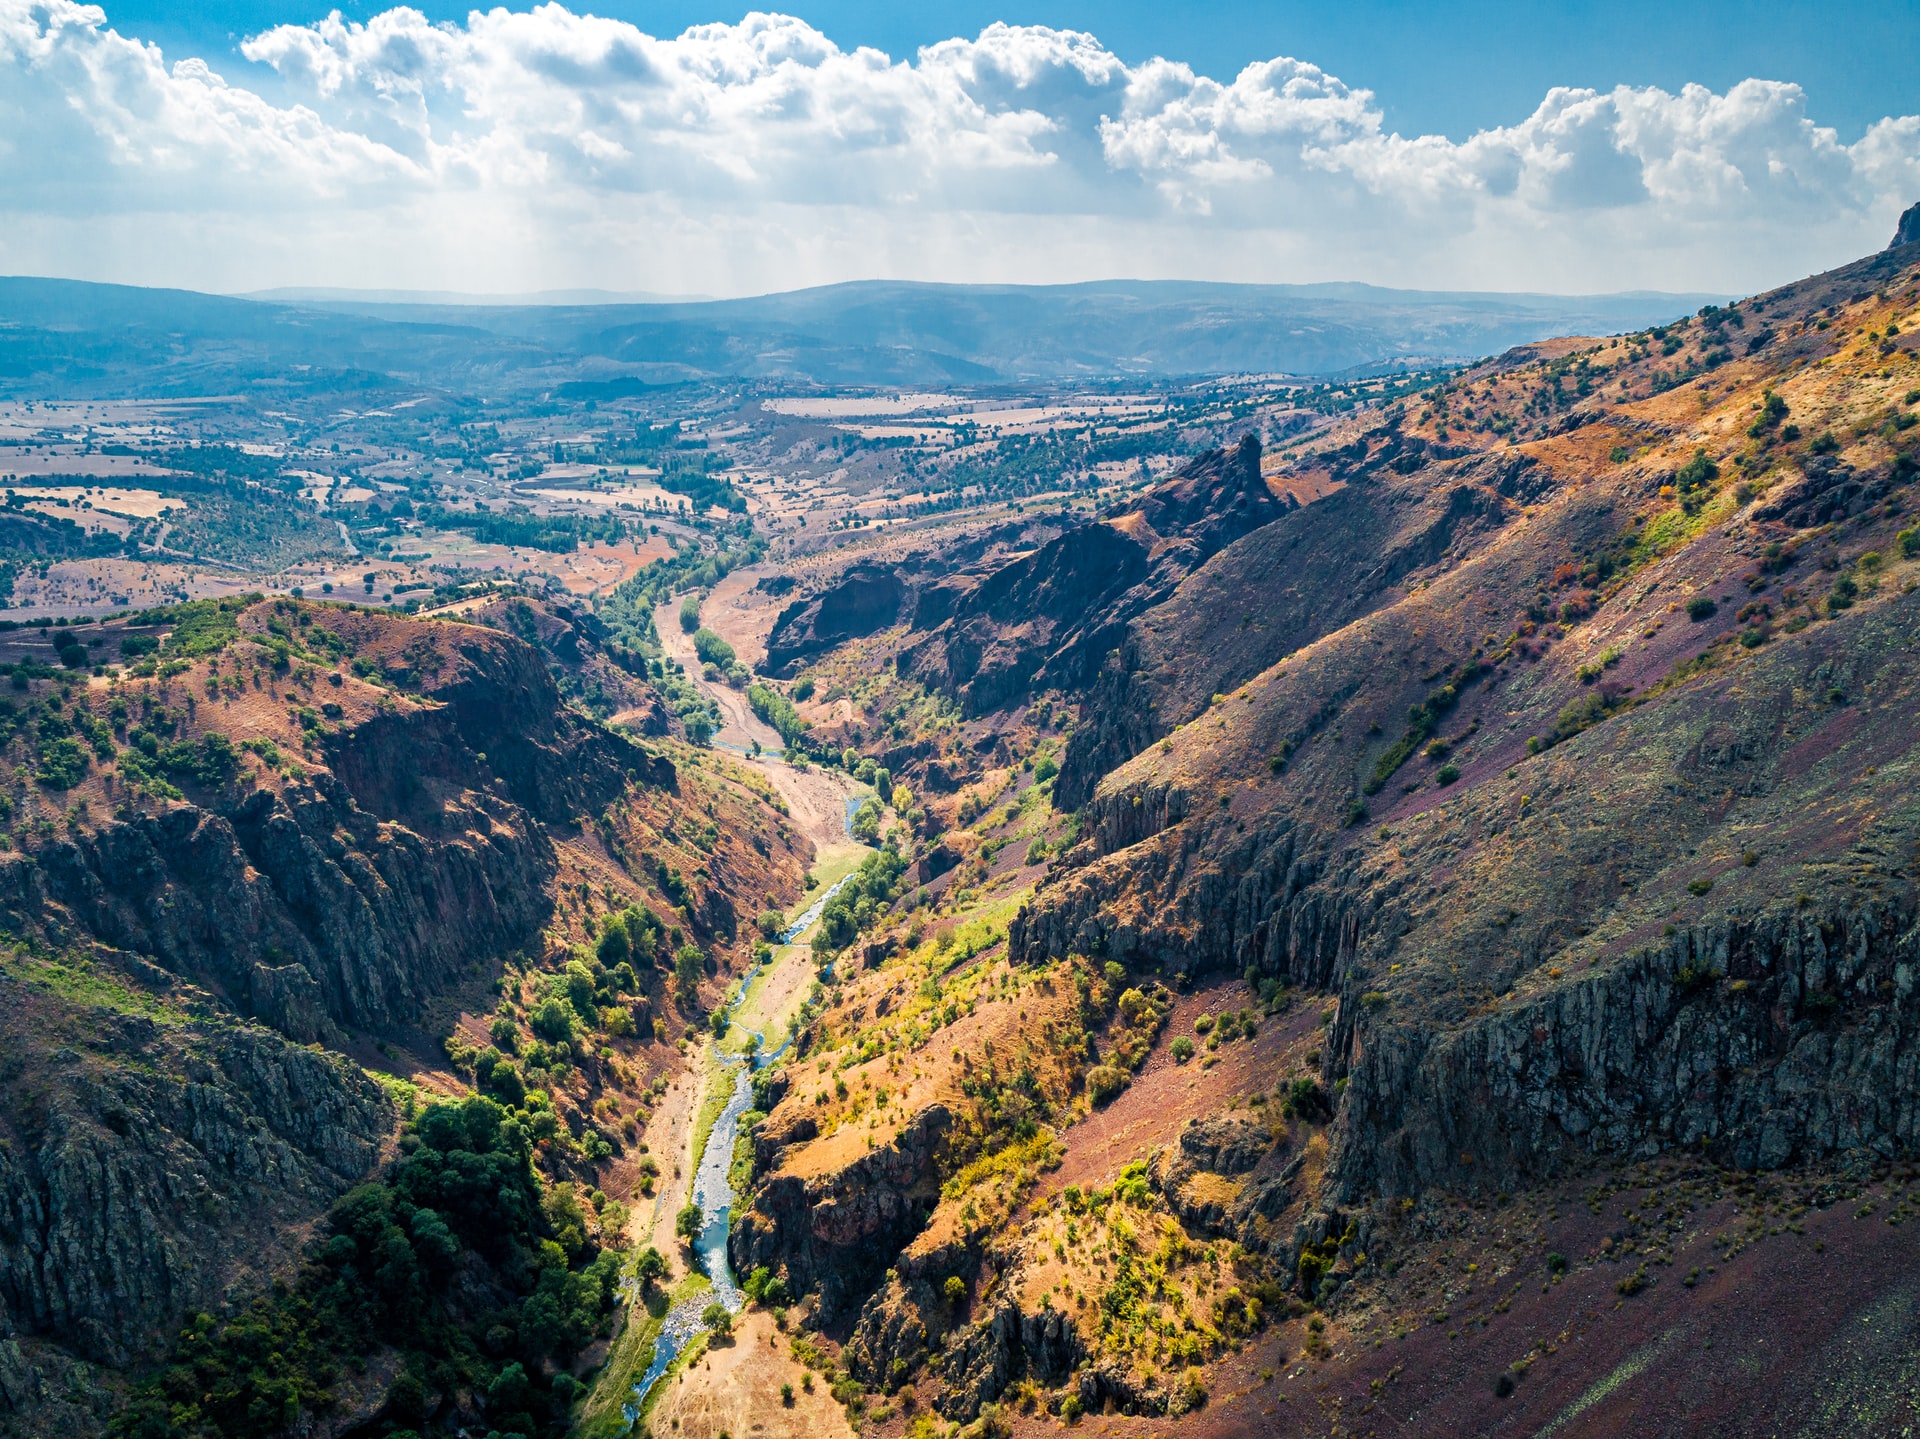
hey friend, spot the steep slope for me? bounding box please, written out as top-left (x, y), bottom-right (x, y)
top-left (893, 436), bottom-right (1290, 719)
top-left (708, 235), bottom-right (1920, 1435)
top-left (0, 597), bottom-right (807, 1437)
top-left (1013, 241), bottom-right (1920, 1200)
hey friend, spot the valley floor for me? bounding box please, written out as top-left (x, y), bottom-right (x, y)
top-left (586, 630), bottom-right (873, 1434)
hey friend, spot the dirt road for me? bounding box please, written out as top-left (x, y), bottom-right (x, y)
top-left (653, 597), bottom-right (861, 852)
top-left (654, 599), bottom-right (784, 755)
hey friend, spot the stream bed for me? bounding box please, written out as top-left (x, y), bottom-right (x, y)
top-left (624, 866), bottom-right (860, 1416)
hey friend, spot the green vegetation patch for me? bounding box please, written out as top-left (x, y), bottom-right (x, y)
top-left (111, 1096), bottom-right (622, 1439)
top-left (0, 946), bottom-right (183, 1023)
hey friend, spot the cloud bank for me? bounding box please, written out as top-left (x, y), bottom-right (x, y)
top-left (2, 0), bottom-right (1916, 296)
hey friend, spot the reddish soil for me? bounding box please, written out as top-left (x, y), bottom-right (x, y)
top-left (1035, 980), bottom-right (1320, 1204)
top-left (1006, 1166), bottom-right (1920, 1437)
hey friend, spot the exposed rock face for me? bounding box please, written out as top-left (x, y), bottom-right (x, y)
top-left (900, 437), bottom-right (1290, 718)
top-left (327, 611), bottom-right (671, 829)
top-left (4, 614), bottom-right (670, 1043)
top-left (843, 1273), bottom-right (943, 1389)
top-left (14, 778), bottom-right (551, 1043)
top-left (764, 567), bottom-right (907, 675)
top-left (1147, 1118), bottom-right (1299, 1256)
top-left (728, 1104), bottom-right (950, 1320)
top-left (1892, 199), bottom-right (1920, 250)
top-left (1018, 547), bottom-right (1920, 1201)
top-left (470, 595), bottom-right (677, 736)
top-left (0, 976), bottom-right (390, 1383)
top-left (1336, 896), bottom-right (1920, 1198)
top-left (932, 1300), bottom-right (1090, 1421)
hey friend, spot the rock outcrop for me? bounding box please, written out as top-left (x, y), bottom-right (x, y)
top-left (1892, 199), bottom-right (1920, 250)
top-left (900, 437), bottom-right (1292, 718)
top-left (728, 1104), bottom-right (950, 1320)
top-left (0, 964), bottom-right (391, 1392)
top-left (13, 778), bottom-right (551, 1042)
top-left (764, 567), bottom-right (907, 675)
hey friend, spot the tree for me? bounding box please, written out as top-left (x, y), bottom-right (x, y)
top-left (678, 594), bottom-right (701, 632)
top-left (633, 1246), bottom-right (668, 1291)
top-left (692, 627), bottom-right (735, 669)
top-left (674, 943), bottom-right (706, 1001)
top-left (676, 1203), bottom-right (704, 1245)
top-left (596, 915), bottom-right (631, 968)
top-left (702, 1301), bottom-right (732, 1336)
top-left (530, 997), bottom-right (576, 1043)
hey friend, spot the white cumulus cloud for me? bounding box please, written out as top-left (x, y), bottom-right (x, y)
top-left (0, 0), bottom-right (1915, 296)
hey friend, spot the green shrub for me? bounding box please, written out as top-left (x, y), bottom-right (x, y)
top-left (1171, 1036), bottom-right (1196, 1063)
top-left (530, 997), bottom-right (576, 1043)
top-left (595, 916), bottom-right (631, 968)
top-left (1685, 596), bottom-right (1717, 621)
top-left (1435, 763), bottom-right (1460, 786)
top-left (1085, 1065), bottom-right (1127, 1105)
top-left (1032, 755), bottom-right (1058, 783)
top-left (34, 737), bottom-right (89, 790)
top-left (1674, 449), bottom-right (1719, 491)
top-left (1283, 1077), bottom-right (1329, 1121)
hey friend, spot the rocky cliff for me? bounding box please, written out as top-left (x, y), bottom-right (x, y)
top-left (728, 1103), bottom-right (951, 1321)
top-left (0, 598), bottom-right (717, 1437)
top-left (898, 436), bottom-right (1292, 717)
top-left (1014, 241), bottom-right (1920, 1208)
top-left (0, 948), bottom-right (392, 1432)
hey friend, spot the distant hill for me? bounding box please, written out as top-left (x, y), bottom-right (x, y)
top-left (0, 274), bottom-right (1722, 397)
top-left (243, 285), bottom-right (708, 307)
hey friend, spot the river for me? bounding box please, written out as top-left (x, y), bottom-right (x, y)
top-left (623, 866), bottom-right (861, 1418)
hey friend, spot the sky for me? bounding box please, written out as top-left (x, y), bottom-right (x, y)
top-left (2, 0), bottom-right (1917, 299)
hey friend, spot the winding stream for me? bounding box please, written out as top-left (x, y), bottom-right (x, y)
top-left (624, 828), bottom-right (863, 1417)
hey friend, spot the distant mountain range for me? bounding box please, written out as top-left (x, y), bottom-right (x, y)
top-left (0, 275), bottom-right (1724, 398)
top-left (243, 286), bottom-right (710, 307)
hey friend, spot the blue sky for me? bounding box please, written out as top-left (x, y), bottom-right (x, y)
top-left (103, 0), bottom-right (1920, 141)
top-left (1, 0), bottom-right (1916, 296)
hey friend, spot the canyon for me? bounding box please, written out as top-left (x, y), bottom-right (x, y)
top-left (1, 224), bottom-right (1918, 1439)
